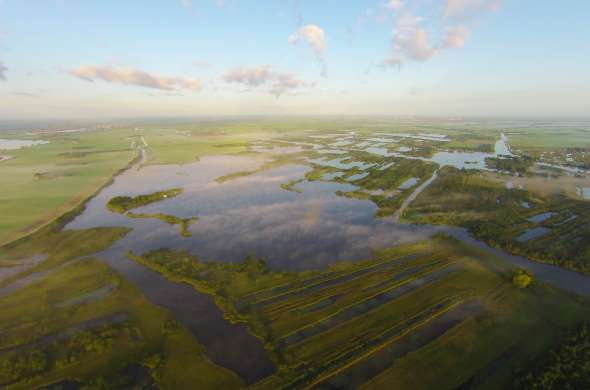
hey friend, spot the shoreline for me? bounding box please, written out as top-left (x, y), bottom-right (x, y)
top-left (0, 148), bottom-right (141, 249)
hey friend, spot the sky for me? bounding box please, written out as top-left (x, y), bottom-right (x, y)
top-left (0, 0), bottom-right (589, 119)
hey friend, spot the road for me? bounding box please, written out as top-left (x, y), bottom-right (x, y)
top-left (393, 170), bottom-right (439, 222)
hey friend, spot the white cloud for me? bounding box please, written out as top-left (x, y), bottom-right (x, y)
top-left (223, 66), bottom-right (312, 97)
top-left (223, 66), bottom-right (274, 87)
top-left (444, 0), bottom-right (501, 17)
top-left (289, 24), bottom-right (327, 59)
top-left (70, 65), bottom-right (201, 91)
top-left (387, 14), bottom-right (438, 64)
top-left (385, 0), bottom-right (405, 11)
top-left (289, 24), bottom-right (328, 77)
top-left (443, 25), bottom-right (470, 48)
top-left (382, 0), bottom-right (500, 67)
top-left (0, 61), bottom-right (6, 81)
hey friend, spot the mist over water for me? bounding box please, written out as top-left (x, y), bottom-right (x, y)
top-left (67, 155), bottom-right (441, 270)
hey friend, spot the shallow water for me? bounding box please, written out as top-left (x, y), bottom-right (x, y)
top-left (577, 186), bottom-right (590, 199)
top-left (0, 254), bottom-right (47, 283)
top-left (527, 212), bottom-right (558, 223)
top-left (398, 177), bottom-right (419, 190)
top-left (0, 139), bottom-right (49, 150)
top-left (516, 227), bottom-right (551, 242)
top-left (67, 155), bottom-right (440, 270)
top-left (60, 140), bottom-right (590, 383)
top-left (64, 154), bottom-right (443, 382)
top-left (310, 157), bottom-right (375, 171)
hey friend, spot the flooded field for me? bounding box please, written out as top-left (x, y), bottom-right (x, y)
top-left (3, 126), bottom-right (590, 389)
top-left (66, 155), bottom-right (442, 270)
top-left (0, 139), bottom-right (49, 150)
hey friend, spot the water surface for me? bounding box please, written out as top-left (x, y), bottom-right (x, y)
top-left (0, 139), bottom-right (49, 150)
top-left (68, 155), bottom-right (440, 270)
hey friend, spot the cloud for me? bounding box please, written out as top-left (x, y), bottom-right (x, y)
top-left (289, 25), bottom-right (326, 58)
top-left (387, 14), bottom-right (438, 63)
top-left (0, 61), bottom-right (6, 81)
top-left (69, 65), bottom-right (201, 91)
top-left (223, 66), bottom-right (312, 97)
top-left (443, 25), bottom-right (470, 48)
top-left (444, 0), bottom-right (501, 17)
top-left (223, 66), bottom-right (274, 87)
top-left (382, 0), bottom-right (499, 67)
top-left (288, 24), bottom-right (328, 77)
top-left (385, 0), bottom-right (405, 11)
top-left (384, 10), bottom-right (476, 66)
top-left (397, 27), bottom-right (439, 62)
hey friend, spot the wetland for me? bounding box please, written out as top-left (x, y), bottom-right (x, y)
top-left (1, 119), bottom-right (590, 389)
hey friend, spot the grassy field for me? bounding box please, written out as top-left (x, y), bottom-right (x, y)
top-left (1, 119), bottom-right (589, 389)
top-left (0, 226), bottom-right (243, 389)
top-left (129, 235), bottom-right (590, 389)
top-left (0, 130), bottom-right (136, 246)
top-left (406, 167), bottom-right (590, 274)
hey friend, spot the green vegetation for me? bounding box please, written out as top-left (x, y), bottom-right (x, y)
top-left (127, 212), bottom-right (198, 237)
top-left (0, 129), bottom-right (136, 246)
top-left (129, 236), bottom-right (590, 390)
top-left (215, 150), bottom-right (317, 183)
top-left (336, 158), bottom-right (437, 217)
top-left (280, 180), bottom-right (303, 193)
top-left (407, 167), bottom-right (590, 274)
top-left (1, 120), bottom-right (589, 389)
top-left (512, 268), bottom-right (533, 288)
top-left (107, 188), bottom-right (183, 213)
top-left (0, 245), bottom-right (242, 389)
top-left (0, 227), bottom-right (130, 286)
top-left (486, 156), bottom-right (534, 175)
top-left (513, 322), bottom-right (590, 389)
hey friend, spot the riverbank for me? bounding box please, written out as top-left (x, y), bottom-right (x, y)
top-left (0, 130), bottom-right (138, 246)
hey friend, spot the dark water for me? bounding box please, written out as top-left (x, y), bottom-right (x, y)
top-left (98, 249), bottom-right (275, 385)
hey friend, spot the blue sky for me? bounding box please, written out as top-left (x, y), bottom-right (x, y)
top-left (1, 0), bottom-right (589, 118)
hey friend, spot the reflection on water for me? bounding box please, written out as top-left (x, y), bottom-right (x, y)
top-left (578, 187), bottom-right (590, 200)
top-left (67, 155), bottom-right (441, 270)
top-left (0, 139), bottom-right (49, 150)
top-left (516, 227), bottom-right (551, 242)
top-left (398, 177), bottom-right (419, 190)
top-left (310, 157), bottom-right (376, 171)
top-left (351, 133), bottom-right (514, 171)
top-left (527, 212), bottom-right (558, 223)
top-left (64, 154), bottom-right (443, 381)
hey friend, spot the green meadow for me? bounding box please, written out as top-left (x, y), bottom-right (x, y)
top-left (0, 130), bottom-right (136, 246)
top-left (0, 120), bottom-right (589, 389)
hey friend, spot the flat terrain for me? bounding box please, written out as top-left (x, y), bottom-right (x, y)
top-left (0, 118), bottom-right (589, 389)
top-left (0, 130), bottom-right (136, 245)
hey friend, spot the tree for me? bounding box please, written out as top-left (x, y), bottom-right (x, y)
top-left (512, 268), bottom-right (533, 288)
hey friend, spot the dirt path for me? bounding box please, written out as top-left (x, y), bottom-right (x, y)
top-left (393, 170), bottom-right (439, 222)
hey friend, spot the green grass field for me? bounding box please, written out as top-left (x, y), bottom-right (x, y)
top-left (129, 236), bottom-right (590, 390)
top-left (406, 167), bottom-right (590, 274)
top-left (0, 229), bottom-right (243, 389)
top-left (1, 120), bottom-right (589, 389)
top-left (0, 130), bottom-right (136, 246)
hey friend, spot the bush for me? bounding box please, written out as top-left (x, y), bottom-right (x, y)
top-left (512, 268), bottom-right (533, 288)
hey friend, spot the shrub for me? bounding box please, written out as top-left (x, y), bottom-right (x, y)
top-left (512, 268), bottom-right (533, 288)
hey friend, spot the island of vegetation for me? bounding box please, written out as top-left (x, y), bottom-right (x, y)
top-left (107, 188), bottom-right (183, 213)
top-left (127, 212), bottom-right (198, 237)
top-left (127, 234), bottom-right (590, 389)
